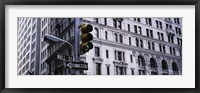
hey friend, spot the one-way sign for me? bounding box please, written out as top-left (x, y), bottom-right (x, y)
top-left (66, 62), bottom-right (88, 70)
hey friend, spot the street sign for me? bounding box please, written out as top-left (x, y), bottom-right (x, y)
top-left (56, 53), bottom-right (72, 62)
top-left (66, 62), bottom-right (88, 70)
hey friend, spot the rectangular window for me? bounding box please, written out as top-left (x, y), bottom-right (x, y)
top-left (94, 18), bottom-right (99, 23)
top-left (118, 51), bottom-right (122, 61)
top-left (119, 67), bottom-right (124, 75)
top-left (131, 69), bottom-right (134, 75)
top-left (140, 39), bottom-right (143, 48)
top-left (179, 28), bottom-right (182, 35)
top-left (105, 31), bottom-right (108, 40)
top-left (134, 18), bottom-right (137, 21)
top-left (136, 38), bottom-right (139, 47)
top-left (180, 39), bottom-right (182, 45)
top-left (148, 42), bottom-right (151, 49)
top-left (114, 51), bottom-right (117, 60)
top-left (95, 47), bottom-right (100, 57)
top-left (128, 24), bottom-right (130, 31)
top-left (138, 26), bottom-right (142, 35)
top-left (134, 25), bottom-right (137, 34)
top-left (130, 55), bottom-right (133, 62)
top-left (123, 52), bottom-right (125, 61)
top-left (106, 50), bottom-right (109, 58)
top-left (116, 66), bottom-right (118, 75)
top-left (159, 44), bottom-right (162, 52)
top-left (152, 43), bottom-right (155, 50)
top-left (171, 36), bottom-right (174, 43)
top-left (115, 50), bottom-right (125, 61)
top-left (173, 48), bottom-right (176, 55)
top-left (96, 63), bottom-right (101, 75)
top-left (159, 21), bottom-right (162, 29)
top-left (156, 20), bottom-right (159, 28)
top-left (175, 27), bottom-right (178, 34)
top-left (174, 18), bottom-right (180, 24)
top-left (177, 38), bottom-right (180, 45)
top-left (113, 19), bottom-right (117, 28)
top-left (146, 18), bottom-right (152, 26)
top-left (177, 18), bottom-right (180, 24)
top-left (104, 18), bottom-right (107, 25)
top-left (161, 33), bottom-right (164, 41)
top-left (150, 30), bottom-right (153, 38)
top-left (139, 70), bottom-right (145, 75)
top-left (129, 37), bottom-right (132, 45)
top-left (179, 49), bottom-right (182, 56)
top-left (168, 35), bottom-right (171, 42)
top-left (118, 20), bottom-right (122, 29)
top-left (137, 18), bottom-right (141, 22)
top-left (163, 45), bottom-right (166, 53)
top-left (157, 32), bottom-right (160, 40)
top-left (107, 66), bottom-right (110, 75)
top-left (169, 25), bottom-right (172, 29)
top-left (170, 47), bottom-right (172, 54)
top-left (146, 29), bottom-right (149, 37)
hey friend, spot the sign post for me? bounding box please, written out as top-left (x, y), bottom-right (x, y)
top-left (66, 62), bottom-right (88, 70)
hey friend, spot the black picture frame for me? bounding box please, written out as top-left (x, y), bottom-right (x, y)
top-left (0, 0), bottom-right (199, 93)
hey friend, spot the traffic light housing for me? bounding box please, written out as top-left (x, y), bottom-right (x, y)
top-left (80, 24), bottom-right (93, 54)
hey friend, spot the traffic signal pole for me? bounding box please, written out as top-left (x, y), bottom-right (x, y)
top-left (74, 18), bottom-right (81, 75)
top-left (74, 18), bottom-right (80, 62)
top-left (73, 18), bottom-right (93, 75)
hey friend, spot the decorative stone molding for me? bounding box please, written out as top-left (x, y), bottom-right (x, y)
top-left (130, 68), bottom-right (135, 70)
top-left (105, 64), bottom-right (110, 67)
top-left (92, 57), bottom-right (104, 63)
top-left (132, 51), bottom-right (136, 56)
top-left (113, 61), bottom-right (128, 67)
top-left (138, 65), bottom-right (145, 70)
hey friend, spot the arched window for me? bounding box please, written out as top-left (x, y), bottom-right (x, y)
top-left (129, 37), bottom-right (131, 45)
top-left (172, 62), bottom-right (178, 72)
top-left (94, 28), bottom-right (99, 38)
top-left (119, 34), bottom-right (123, 43)
top-left (150, 57), bottom-right (158, 75)
top-left (150, 58), bottom-right (157, 68)
top-left (138, 55), bottom-right (145, 66)
top-left (162, 60), bottom-right (168, 70)
top-left (105, 31), bottom-right (108, 40)
top-left (114, 33), bottom-right (118, 42)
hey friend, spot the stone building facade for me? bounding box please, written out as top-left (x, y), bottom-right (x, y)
top-left (17, 17), bottom-right (182, 75)
top-left (81, 18), bottom-right (182, 75)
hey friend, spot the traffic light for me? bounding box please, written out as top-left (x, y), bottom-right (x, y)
top-left (80, 24), bottom-right (93, 54)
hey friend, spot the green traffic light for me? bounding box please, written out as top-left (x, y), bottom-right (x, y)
top-left (81, 42), bottom-right (93, 53)
top-left (87, 42), bottom-right (93, 49)
top-left (80, 24), bottom-right (93, 54)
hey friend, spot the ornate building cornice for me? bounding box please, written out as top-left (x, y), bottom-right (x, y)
top-left (92, 39), bottom-right (182, 61)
